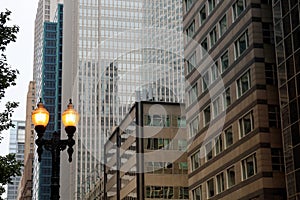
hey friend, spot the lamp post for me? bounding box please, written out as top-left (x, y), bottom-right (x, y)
top-left (32, 99), bottom-right (79, 200)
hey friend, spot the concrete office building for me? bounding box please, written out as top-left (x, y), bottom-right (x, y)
top-left (62, 1), bottom-right (100, 198)
top-left (183, 0), bottom-right (285, 199)
top-left (7, 120), bottom-right (25, 200)
top-left (32, 2), bottom-right (63, 199)
top-left (62, 0), bottom-right (184, 198)
top-left (272, 0), bottom-right (300, 199)
top-left (17, 81), bottom-right (36, 200)
top-left (104, 101), bottom-right (188, 200)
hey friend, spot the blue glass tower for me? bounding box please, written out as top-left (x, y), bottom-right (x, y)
top-left (54, 4), bottom-right (63, 132)
top-left (33, 4), bottom-right (63, 200)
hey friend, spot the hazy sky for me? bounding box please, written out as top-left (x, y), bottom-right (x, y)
top-left (0, 0), bottom-right (38, 156)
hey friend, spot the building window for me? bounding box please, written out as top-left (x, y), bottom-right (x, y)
top-left (187, 52), bottom-right (196, 73)
top-left (265, 63), bottom-right (277, 85)
top-left (234, 30), bottom-right (249, 59)
top-left (271, 148), bottom-right (284, 171)
top-left (189, 116), bottom-right (199, 137)
top-left (212, 97), bottom-right (221, 118)
top-left (178, 140), bottom-right (187, 151)
top-left (223, 88), bottom-right (231, 109)
top-left (268, 105), bottom-right (281, 128)
top-left (226, 166), bottom-right (235, 188)
top-left (192, 186), bottom-right (202, 200)
top-left (146, 138), bottom-right (158, 150)
top-left (215, 134), bottom-right (223, 155)
top-left (179, 162), bottom-right (188, 172)
top-left (219, 15), bottom-right (227, 37)
top-left (188, 83), bottom-right (198, 105)
top-left (216, 172), bottom-right (225, 194)
top-left (220, 51), bottom-right (229, 72)
top-left (144, 115), bottom-right (170, 127)
top-left (163, 115), bottom-right (170, 127)
top-left (232, 0), bottom-right (246, 21)
top-left (208, 0), bottom-right (216, 14)
top-left (239, 111), bottom-right (253, 137)
top-left (207, 178), bottom-right (215, 198)
top-left (204, 105), bottom-right (211, 126)
top-left (201, 38), bottom-right (208, 57)
top-left (202, 71), bottom-right (210, 92)
top-left (224, 127), bottom-right (233, 148)
top-left (242, 154), bottom-right (257, 180)
top-left (191, 150), bottom-right (201, 171)
top-left (163, 187), bottom-right (174, 199)
top-left (199, 5), bottom-right (207, 25)
top-left (262, 23), bottom-right (274, 44)
top-left (237, 70), bottom-right (251, 98)
top-left (144, 115), bottom-right (151, 126)
top-left (146, 186), bottom-right (174, 198)
top-left (179, 187), bottom-right (189, 199)
top-left (205, 141), bottom-right (213, 161)
top-left (211, 62), bottom-right (220, 82)
top-left (210, 27), bottom-right (217, 47)
top-left (173, 115), bottom-right (186, 128)
top-left (187, 21), bottom-right (195, 39)
top-left (185, 0), bottom-right (195, 12)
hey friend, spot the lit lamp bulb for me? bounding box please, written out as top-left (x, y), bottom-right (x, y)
top-left (32, 100), bottom-right (49, 134)
top-left (62, 99), bottom-right (79, 134)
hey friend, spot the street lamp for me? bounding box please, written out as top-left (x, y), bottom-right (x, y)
top-left (32, 99), bottom-right (79, 200)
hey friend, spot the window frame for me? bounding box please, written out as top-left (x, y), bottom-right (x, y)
top-left (212, 96), bottom-right (222, 118)
top-left (234, 30), bottom-right (249, 59)
top-left (201, 38), bottom-right (208, 57)
top-left (271, 148), bottom-right (284, 171)
top-left (202, 71), bottom-right (210, 92)
top-left (192, 185), bottom-right (202, 200)
top-left (215, 134), bottom-right (223, 155)
top-left (179, 187), bottom-right (189, 199)
top-left (205, 141), bottom-right (213, 161)
top-left (189, 116), bottom-right (199, 137)
top-left (187, 20), bottom-right (195, 39)
top-left (219, 14), bottom-right (227, 37)
top-left (171, 115), bottom-right (186, 128)
top-left (191, 150), bottom-right (201, 171)
top-left (209, 26), bottom-right (217, 47)
top-left (226, 166), bottom-right (236, 188)
top-left (185, 0), bottom-right (195, 12)
top-left (268, 105), bottom-right (281, 128)
top-left (208, 0), bottom-right (216, 14)
top-left (199, 5), bottom-right (207, 25)
top-left (232, 0), bottom-right (246, 21)
top-left (188, 83), bottom-right (198, 105)
top-left (203, 105), bottom-right (211, 126)
top-left (216, 172), bottom-right (225, 194)
top-left (187, 52), bottom-right (196, 74)
top-left (220, 50), bottom-right (229, 72)
top-left (211, 61), bottom-right (220, 82)
top-left (224, 126), bottom-right (233, 148)
top-left (206, 178), bottom-right (215, 198)
top-left (241, 153), bottom-right (257, 180)
top-left (239, 111), bottom-right (254, 138)
top-left (223, 87), bottom-right (231, 109)
top-left (236, 70), bottom-right (251, 98)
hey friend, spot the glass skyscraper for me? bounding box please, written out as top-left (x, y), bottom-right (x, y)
top-left (62, 0), bottom-right (184, 199)
top-left (32, 2), bottom-right (63, 199)
top-left (32, 1), bottom-right (51, 199)
top-left (7, 120), bottom-right (25, 200)
top-left (273, 0), bottom-right (300, 199)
